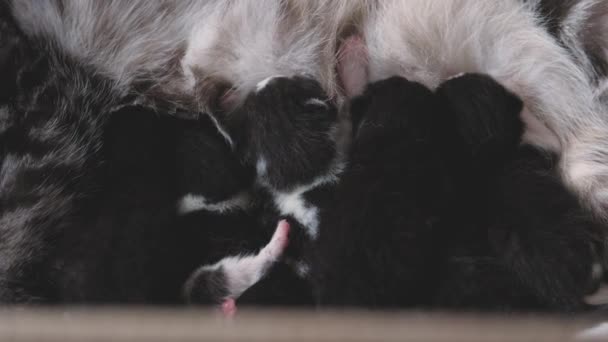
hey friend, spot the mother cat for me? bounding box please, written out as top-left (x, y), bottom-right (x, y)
top-left (2, 0), bottom-right (608, 302)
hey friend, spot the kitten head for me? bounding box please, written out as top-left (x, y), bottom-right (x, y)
top-left (174, 112), bottom-right (255, 215)
top-left (350, 76), bottom-right (438, 146)
top-left (435, 73), bottom-right (524, 163)
top-left (234, 76), bottom-right (340, 192)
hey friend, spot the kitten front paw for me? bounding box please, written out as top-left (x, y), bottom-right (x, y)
top-left (265, 220), bottom-right (290, 260)
top-left (221, 298), bottom-right (237, 318)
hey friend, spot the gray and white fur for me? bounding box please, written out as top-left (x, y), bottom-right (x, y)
top-left (4, 0), bottom-right (608, 302)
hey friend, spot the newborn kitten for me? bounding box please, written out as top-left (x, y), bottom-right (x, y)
top-left (432, 75), bottom-right (606, 311)
top-left (314, 76), bottom-right (454, 308)
top-left (37, 106), bottom-right (264, 303)
top-left (183, 75), bottom-right (344, 307)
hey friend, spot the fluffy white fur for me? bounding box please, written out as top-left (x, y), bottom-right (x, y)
top-left (577, 322), bottom-right (608, 340)
top-left (9, 0), bottom-right (608, 218)
top-left (177, 191), bottom-right (251, 215)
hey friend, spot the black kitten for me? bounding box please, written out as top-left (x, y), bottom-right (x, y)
top-left (432, 74), bottom-right (606, 311)
top-left (313, 76), bottom-right (451, 307)
top-left (42, 106), bottom-right (262, 304)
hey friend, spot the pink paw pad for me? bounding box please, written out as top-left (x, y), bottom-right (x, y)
top-left (221, 298), bottom-right (237, 318)
top-left (274, 220), bottom-right (290, 251)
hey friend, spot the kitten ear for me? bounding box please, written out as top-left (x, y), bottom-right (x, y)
top-left (436, 73), bottom-right (524, 159)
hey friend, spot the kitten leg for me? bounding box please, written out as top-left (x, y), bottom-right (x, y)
top-left (184, 220), bottom-right (290, 305)
top-left (221, 298), bottom-right (237, 318)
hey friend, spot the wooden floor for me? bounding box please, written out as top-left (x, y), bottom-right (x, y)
top-left (0, 308), bottom-right (606, 341)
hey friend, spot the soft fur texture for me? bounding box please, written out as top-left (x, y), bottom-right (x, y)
top-left (0, 6), bottom-right (120, 302)
top-left (315, 74), bottom-right (605, 311)
top-left (2, 0), bottom-right (608, 308)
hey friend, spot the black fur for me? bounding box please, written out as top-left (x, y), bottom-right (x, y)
top-left (314, 76), bottom-right (450, 307)
top-left (433, 74), bottom-right (605, 311)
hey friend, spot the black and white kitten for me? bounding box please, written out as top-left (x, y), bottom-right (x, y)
top-left (183, 75), bottom-right (343, 307)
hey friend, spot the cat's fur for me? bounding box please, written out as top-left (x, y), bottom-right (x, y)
top-left (184, 75), bottom-right (344, 306)
top-left (0, 5), bottom-right (121, 302)
top-left (0, 8), bottom-right (270, 301)
top-left (2, 0), bottom-right (608, 305)
top-left (432, 75), bottom-right (605, 311)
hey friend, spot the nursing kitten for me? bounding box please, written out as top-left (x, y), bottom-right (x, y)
top-left (52, 106), bottom-right (270, 304)
top-left (183, 75), bottom-right (342, 306)
top-left (432, 74), bottom-right (606, 311)
top-left (311, 73), bottom-right (520, 307)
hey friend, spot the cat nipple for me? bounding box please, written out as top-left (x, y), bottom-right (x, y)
top-left (337, 34), bottom-right (369, 98)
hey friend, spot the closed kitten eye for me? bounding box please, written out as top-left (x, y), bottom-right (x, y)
top-left (304, 98), bottom-right (329, 109)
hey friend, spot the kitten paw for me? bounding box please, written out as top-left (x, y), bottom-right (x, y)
top-left (221, 298), bottom-right (237, 318)
top-left (265, 220), bottom-right (290, 259)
